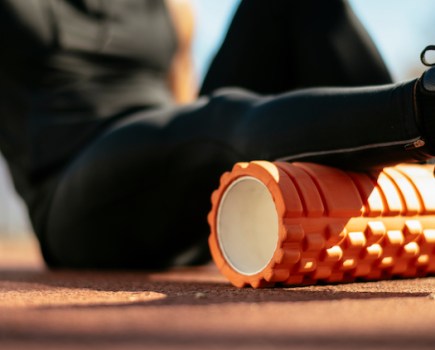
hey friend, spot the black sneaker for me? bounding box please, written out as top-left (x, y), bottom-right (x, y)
top-left (414, 47), bottom-right (435, 153)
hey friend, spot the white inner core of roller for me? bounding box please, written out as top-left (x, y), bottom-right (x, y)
top-left (217, 176), bottom-right (279, 276)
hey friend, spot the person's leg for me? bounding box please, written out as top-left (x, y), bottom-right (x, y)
top-left (201, 0), bottom-right (392, 95)
top-left (45, 101), bottom-right (247, 269)
top-left (43, 70), bottom-right (435, 269)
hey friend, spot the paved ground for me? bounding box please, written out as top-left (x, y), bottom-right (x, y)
top-left (1, 237), bottom-right (435, 350)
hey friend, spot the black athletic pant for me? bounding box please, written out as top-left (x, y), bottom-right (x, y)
top-left (41, 0), bottom-right (431, 268)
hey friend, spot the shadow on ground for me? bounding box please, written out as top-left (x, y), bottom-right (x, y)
top-left (0, 267), bottom-right (432, 309)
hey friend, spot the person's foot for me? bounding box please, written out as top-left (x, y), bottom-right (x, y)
top-left (414, 47), bottom-right (435, 153)
top-left (419, 68), bottom-right (435, 94)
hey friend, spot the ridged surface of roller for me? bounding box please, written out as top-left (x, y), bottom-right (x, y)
top-left (208, 161), bottom-right (435, 288)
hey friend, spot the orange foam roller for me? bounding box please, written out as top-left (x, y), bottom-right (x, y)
top-left (208, 161), bottom-right (435, 288)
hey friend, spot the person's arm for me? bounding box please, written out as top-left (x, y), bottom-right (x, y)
top-left (165, 0), bottom-right (197, 104)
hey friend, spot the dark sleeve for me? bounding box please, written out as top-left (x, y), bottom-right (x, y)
top-left (200, 0), bottom-right (392, 95)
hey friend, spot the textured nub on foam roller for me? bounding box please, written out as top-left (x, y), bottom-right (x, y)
top-left (208, 161), bottom-right (435, 288)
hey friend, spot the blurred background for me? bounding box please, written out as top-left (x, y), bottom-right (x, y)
top-left (1, 0), bottom-right (435, 241)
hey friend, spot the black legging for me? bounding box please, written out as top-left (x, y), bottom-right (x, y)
top-left (41, 0), bottom-right (431, 268)
top-left (201, 0), bottom-right (392, 94)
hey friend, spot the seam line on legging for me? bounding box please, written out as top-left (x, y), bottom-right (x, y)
top-left (275, 136), bottom-right (422, 162)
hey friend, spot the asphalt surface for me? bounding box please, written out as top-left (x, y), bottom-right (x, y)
top-left (1, 238), bottom-right (435, 350)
